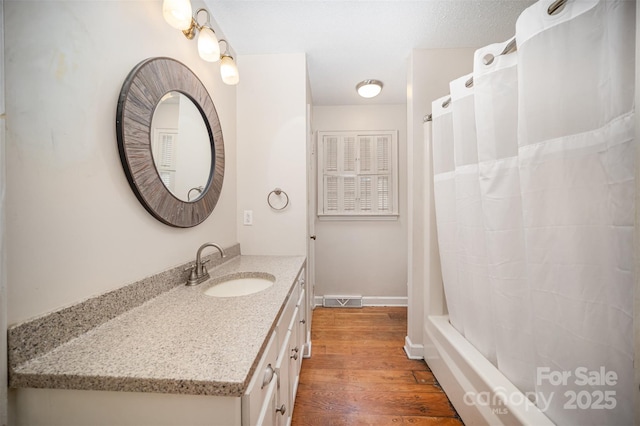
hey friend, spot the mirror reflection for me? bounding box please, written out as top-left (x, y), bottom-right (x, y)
top-left (151, 92), bottom-right (212, 202)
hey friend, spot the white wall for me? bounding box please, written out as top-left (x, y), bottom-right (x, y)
top-left (236, 54), bottom-right (308, 256)
top-left (175, 96), bottom-right (212, 200)
top-left (312, 104), bottom-right (407, 299)
top-left (634, 3), bottom-right (640, 422)
top-left (1, 1), bottom-right (7, 422)
top-left (406, 48), bottom-right (475, 353)
top-left (5, 0), bottom-right (237, 324)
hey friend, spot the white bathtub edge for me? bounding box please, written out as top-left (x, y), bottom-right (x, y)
top-left (424, 315), bottom-right (554, 426)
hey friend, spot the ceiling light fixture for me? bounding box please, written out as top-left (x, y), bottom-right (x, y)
top-left (356, 79), bottom-right (383, 98)
top-left (162, 0), bottom-right (239, 85)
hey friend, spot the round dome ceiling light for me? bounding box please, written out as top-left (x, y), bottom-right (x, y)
top-left (356, 79), bottom-right (383, 98)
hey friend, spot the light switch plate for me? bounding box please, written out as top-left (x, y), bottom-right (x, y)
top-left (243, 210), bottom-right (253, 225)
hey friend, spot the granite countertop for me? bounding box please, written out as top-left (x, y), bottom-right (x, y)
top-left (10, 255), bottom-right (306, 397)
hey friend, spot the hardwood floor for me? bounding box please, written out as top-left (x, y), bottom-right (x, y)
top-left (292, 307), bottom-right (463, 425)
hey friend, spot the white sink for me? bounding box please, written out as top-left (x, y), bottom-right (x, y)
top-left (204, 273), bottom-right (275, 298)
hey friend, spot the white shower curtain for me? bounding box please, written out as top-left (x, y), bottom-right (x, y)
top-left (474, 38), bottom-right (536, 395)
top-left (432, 95), bottom-right (464, 335)
top-left (430, 0), bottom-right (635, 424)
top-left (450, 73), bottom-right (496, 366)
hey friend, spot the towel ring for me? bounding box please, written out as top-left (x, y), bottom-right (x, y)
top-left (187, 186), bottom-right (204, 201)
top-left (267, 188), bottom-right (289, 210)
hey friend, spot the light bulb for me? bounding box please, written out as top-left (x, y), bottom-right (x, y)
top-left (198, 27), bottom-right (221, 62)
top-left (220, 56), bottom-right (239, 85)
top-left (163, 0), bottom-right (193, 30)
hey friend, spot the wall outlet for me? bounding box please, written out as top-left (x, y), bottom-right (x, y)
top-left (243, 210), bottom-right (253, 226)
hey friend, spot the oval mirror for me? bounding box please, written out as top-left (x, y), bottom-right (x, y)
top-left (151, 92), bottom-right (212, 202)
top-left (116, 57), bottom-right (225, 227)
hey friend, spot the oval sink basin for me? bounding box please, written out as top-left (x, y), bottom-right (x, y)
top-left (204, 273), bottom-right (275, 298)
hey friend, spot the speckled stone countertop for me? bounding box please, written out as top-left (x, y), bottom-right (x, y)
top-left (10, 255), bottom-right (306, 397)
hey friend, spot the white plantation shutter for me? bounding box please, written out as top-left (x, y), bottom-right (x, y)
top-left (325, 176), bottom-right (338, 212)
top-left (359, 176), bottom-right (372, 212)
top-left (318, 131), bottom-right (398, 217)
top-left (343, 136), bottom-right (356, 172)
top-left (343, 177), bottom-right (356, 211)
top-left (153, 130), bottom-right (178, 191)
top-left (324, 136), bottom-right (338, 172)
top-left (377, 176), bottom-right (389, 211)
top-left (376, 135), bottom-right (390, 172)
top-left (359, 137), bottom-right (372, 172)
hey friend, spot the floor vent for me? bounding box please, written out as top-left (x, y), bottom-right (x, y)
top-left (322, 295), bottom-right (363, 308)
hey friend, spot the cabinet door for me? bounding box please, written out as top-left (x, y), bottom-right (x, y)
top-left (256, 374), bottom-right (278, 426)
top-left (242, 333), bottom-right (277, 426)
top-left (297, 271), bottom-right (312, 358)
top-left (284, 307), bottom-right (300, 418)
top-left (276, 283), bottom-right (299, 351)
top-left (289, 307), bottom-right (302, 407)
top-left (295, 288), bottom-right (307, 364)
top-left (275, 329), bottom-right (291, 426)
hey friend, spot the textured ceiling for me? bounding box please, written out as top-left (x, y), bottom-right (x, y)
top-left (205, 0), bottom-right (535, 105)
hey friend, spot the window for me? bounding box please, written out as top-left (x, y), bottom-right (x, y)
top-left (317, 130), bottom-right (398, 217)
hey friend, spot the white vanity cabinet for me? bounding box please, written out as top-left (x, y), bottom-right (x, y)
top-left (242, 266), bottom-right (307, 426)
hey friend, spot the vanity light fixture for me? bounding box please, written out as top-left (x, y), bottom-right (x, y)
top-left (219, 40), bottom-right (239, 85)
top-left (182, 8), bottom-right (220, 63)
top-left (356, 79), bottom-right (383, 98)
top-left (163, 0), bottom-right (193, 30)
top-left (162, 0), bottom-right (239, 84)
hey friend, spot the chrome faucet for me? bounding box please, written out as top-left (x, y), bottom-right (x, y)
top-left (186, 242), bottom-right (226, 286)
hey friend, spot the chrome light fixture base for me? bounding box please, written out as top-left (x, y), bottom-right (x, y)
top-left (181, 9), bottom-right (208, 40)
top-left (182, 18), bottom-right (198, 39)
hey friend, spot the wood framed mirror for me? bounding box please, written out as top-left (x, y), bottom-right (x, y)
top-left (116, 57), bottom-right (225, 228)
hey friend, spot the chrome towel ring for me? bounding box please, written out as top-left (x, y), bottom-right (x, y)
top-left (267, 188), bottom-right (289, 210)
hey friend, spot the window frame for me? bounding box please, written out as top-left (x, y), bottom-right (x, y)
top-left (317, 130), bottom-right (399, 219)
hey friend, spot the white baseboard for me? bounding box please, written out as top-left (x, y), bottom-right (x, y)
top-left (314, 296), bottom-right (407, 307)
top-left (364, 296), bottom-right (408, 306)
top-left (403, 335), bottom-right (424, 360)
top-left (303, 341), bottom-right (312, 358)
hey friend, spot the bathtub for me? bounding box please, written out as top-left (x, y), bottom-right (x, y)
top-left (424, 315), bottom-right (554, 425)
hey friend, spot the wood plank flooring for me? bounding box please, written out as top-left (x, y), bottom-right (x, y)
top-left (292, 307), bottom-right (463, 425)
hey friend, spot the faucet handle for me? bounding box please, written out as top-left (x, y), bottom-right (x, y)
top-left (199, 259), bottom-right (210, 274)
top-left (184, 263), bottom-right (196, 272)
top-left (185, 265), bottom-right (199, 285)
